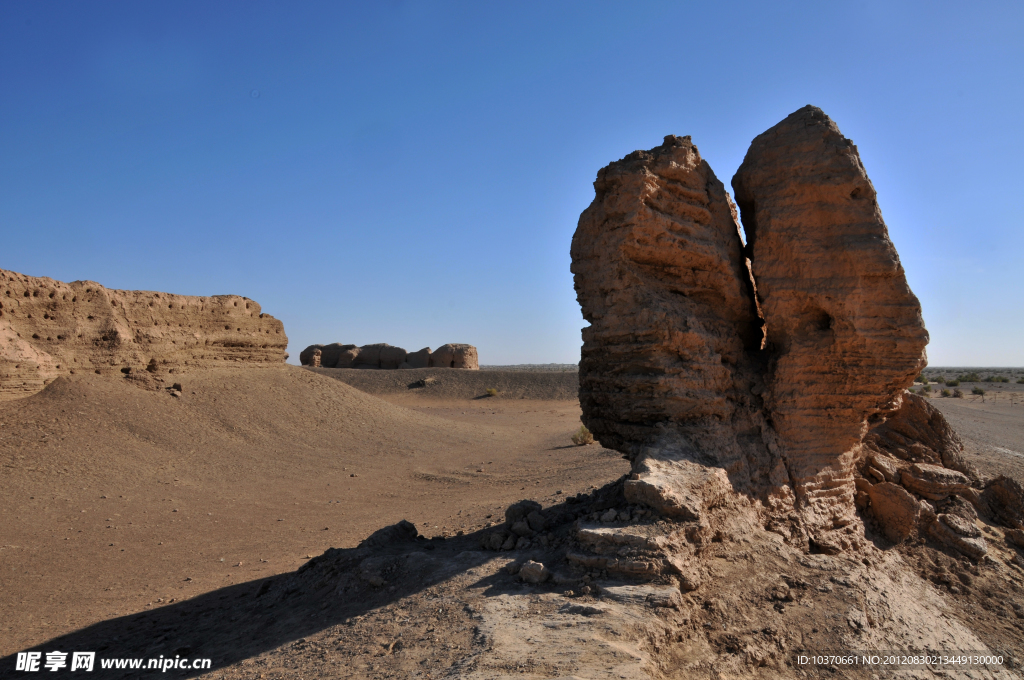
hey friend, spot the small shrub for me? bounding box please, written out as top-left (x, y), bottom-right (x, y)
top-left (953, 389), bottom-right (963, 398)
top-left (922, 384), bottom-right (932, 393)
top-left (571, 425), bottom-right (594, 446)
top-left (485, 388), bottom-right (498, 397)
top-left (959, 372), bottom-right (981, 382)
top-left (941, 389), bottom-right (951, 397)
top-left (945, 380), bottom-right (959, 387)
top-left (1018, 378), bottom-right (1024, 384)
top-left (972, 387), bottom-right (985, 396)
top-left (916, 374), bottom-right (927, 384)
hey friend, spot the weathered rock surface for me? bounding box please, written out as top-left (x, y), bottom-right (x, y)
top-left (570, 134), bottom-right (763, 457)
top-left (866, 481), bottom-right (920, 543)
top-left (900, 463), bottom-right (972, 501)
top-left (865, 392), bottom-right (977, 479)
top-left (299, 342), bottom-right (479, 370)
top-left (430, 343), bottom-right (479, 369)
top-left (569, 107), bottom-right (978, 554)
top-left (570, 134), bottom-right (793, 543)
top-left (0, 268), bottom-right (286, 400)
top-left (405, 347), bottom-right (431, 369)
top-left (854, 396), bottom-right (999, 558)
top-left (981, 475), bottom-right (1024, 530)
top-left (318, 343), bottom-right (359, 369)
top-left (517, 560), bottom-right (550, 584)
top-left (732, 105), bottom-right (928, 538)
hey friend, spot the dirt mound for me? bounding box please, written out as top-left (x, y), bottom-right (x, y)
top-left (307, 366), bottom-right (579, 401)
top-left (0, 268), bottom-right (286, 401)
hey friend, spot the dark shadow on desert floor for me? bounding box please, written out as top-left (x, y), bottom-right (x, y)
top-left (1, 522), bottom-right (504, 678)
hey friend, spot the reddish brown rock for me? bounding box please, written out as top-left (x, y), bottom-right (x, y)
top-left (864, 393), bottom-right (976, 479)
top-left (1006, 528), bottom-right (1024, 549)
top-left (981, 476), bottom-right (1024, 530)
top-left (866, 481), bottom-right (920, 543)
top-left (732, 105), bottom-right (928, 538)
top-left (900, 463), bottom-right (971, 501)
top-left (0, 268), bottom-right (287, 400)
top-left (571, 135), bottom-right (762, 456)
top-left (925, 517), bottom-right (987, 560)
top-left (571, 107), bottom-right (936, 550)
top-left (379, 345), bottom-right (408, 370)
top-left (571, 134), bottom-right (791, 521)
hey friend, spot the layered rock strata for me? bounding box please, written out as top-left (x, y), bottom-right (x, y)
top-left (570, 135), bottom-right (791, 533)
top-left (857, 393), bottom-right (993, 557)
top-left (572, 107), bottom-right (932, 550)
top-left (0, 268), bottom-right (287, 400)
top-left (300, 342), bottom-right (478, 370)
top-left (732, 105), bottom-right (929, 541)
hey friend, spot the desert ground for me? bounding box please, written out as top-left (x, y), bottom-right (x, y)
top-left (922, 370), bottom-right (1024, 484)
top-left (2, 365), bottom-right (1024, 678)
top-left (0, 366), bottom-right (630, 676)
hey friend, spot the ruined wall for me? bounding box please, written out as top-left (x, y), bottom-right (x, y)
top-left (300, 342), bottom-right (478, 370)
top-left (0, 269), bottom-right (287, 400)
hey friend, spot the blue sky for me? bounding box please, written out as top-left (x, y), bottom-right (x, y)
top-left (1, 1), bottom-right (1021, 365)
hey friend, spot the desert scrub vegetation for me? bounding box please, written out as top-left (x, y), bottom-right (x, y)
top-left (571, 425), bottom-right (594, 446)
top-left (485, 387), bottom-right (498, 397)
top-left (972, 387), bottom-right (986, 396)
top-left (945, 379), bottom-right (960, 387)
top-left (1018, 378), bottom-right (1024, 384)
top-left (958, 372), bottom-right (981, 382)
top-left (941, 389), bottom-right (952, 397)
top-left (953, 389), bottom-right (964, 398)
top-left (983, 375), bottom-right (1009, 383)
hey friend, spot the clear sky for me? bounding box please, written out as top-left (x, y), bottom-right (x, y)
top-left (1, 2), bottom-right (1021, 366)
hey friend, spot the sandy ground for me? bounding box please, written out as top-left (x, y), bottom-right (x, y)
top-left (928, 384), bottom-right (1024, 482)
top-left (306, 367), bottom-right (580, 401)
top-left (3, 366), bottom-right (1024, 679)
top-left (0, 366), bottom-right (626, 661)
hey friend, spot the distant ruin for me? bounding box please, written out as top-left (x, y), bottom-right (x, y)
top-left (299, 342), bottom-right (478, 370)
top-left (0, 269), bottom-right (287, 400)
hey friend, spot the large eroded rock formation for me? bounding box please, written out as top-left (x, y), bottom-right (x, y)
top-left (572, 107), bottom-right (929, 550)
top-left (0, 268), bottom-right (287, 400)
top-left (732, 105), bottom-right (929, 541)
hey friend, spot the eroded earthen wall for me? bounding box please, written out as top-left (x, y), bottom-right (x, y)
top-left (0, 269), bottom-right (287, 400)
